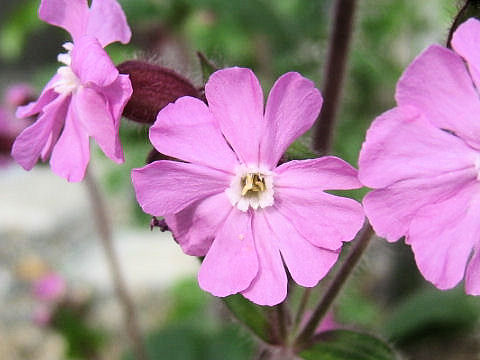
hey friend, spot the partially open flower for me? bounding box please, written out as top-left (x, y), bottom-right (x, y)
top-left (11, 0), bottom-right (132, 182)
top-left (132, 67), bottom-right (364, 305)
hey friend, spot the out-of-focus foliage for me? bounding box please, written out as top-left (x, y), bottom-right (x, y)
top-left (123, 278), bottom-right (255, 360)
top-left (300, 330), bottom-right (397, 360)
top-left (384, 288), bottom-right (480, 345)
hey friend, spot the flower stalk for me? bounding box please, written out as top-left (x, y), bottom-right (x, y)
top-left (292, 288), bottom-right (311, 333)
top-left (84, 168), bottom-right (148, 360)
top-left (313, 0), bottom-right (358, 153)
top-left (294, 223), bottom-right (374, 350)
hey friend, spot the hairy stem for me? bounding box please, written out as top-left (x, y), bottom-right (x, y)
top-left (292, 288), bottom-right (311, 333)
top-left (276, 301), bottom-right (289, 342)
top-left (84, 169), bottom-right (148, 360)
top-left (294, 224), bottom-right (374, 350)
top-left (313, 0), bottom-right (358, 153)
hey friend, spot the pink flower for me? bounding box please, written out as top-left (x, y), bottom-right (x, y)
top-left (33, 272), bottom-right (66, 302)
top-left (32, 304), bottom-right (52, 327)
top-left (132, 68), bottom-right (364, 305)
top-left (359, 18), bottom-right (480, 294)
top-left (5, 83), bottom-right (35, 108)
top-left (12, 0), bottom-right (132, 182)
top-left (0, 85), bottom-right (31, 166)
top-left (300, 311), bottom-right (340, 334)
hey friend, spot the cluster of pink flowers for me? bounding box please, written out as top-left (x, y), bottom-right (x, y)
top-left (11, 0), bottom-right (480, 305)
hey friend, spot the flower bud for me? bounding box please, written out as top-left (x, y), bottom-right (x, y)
top-left (117, 61), bottom-right (201, 124)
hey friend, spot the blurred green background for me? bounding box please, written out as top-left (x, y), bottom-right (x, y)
top-left (2, 1), bottom-right (480, 359)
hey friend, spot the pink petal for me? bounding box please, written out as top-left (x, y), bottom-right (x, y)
top-left (260, 72), bottom-right (323, 167)
top-left (16, 75), bottom-right (60, 118)
top-left (275, 157), bottom-right (362, 190)
top-left (275, 188), bottom-right (364, 250)
top-left (71, 35), bottom-right (119, 87)
top-left (164, 193), bottom-right (232, 256)
top-left (358, 106), bottom-right (478, 189)
top-left (465, 246), bottom-right (480, 295)
top-left (198, 210), bottom-right (258, 297)
top-left (396, 45), bottom-right (480, 150)
top-left (50, 104), bottom-right (90, 182)
top-left (87, 0), bottom-right (131, 46)
top-left (364, 169), bottom-right (477, 242)
top-left (73, 87), bottom-right (123, 163)
top-left (408, 181), bottom-right (480, 290)
top-left (266, 209), bottom-right (339, 288)
top-left (241, 212), bottom-right (287, 306)
top-left (205, 68), bottom-right (264, 165)
top-left (451, 18), bottom-right (480, 89)
top-left (38, 0), bottom-right (88, 41)
top-left (131, 161), bottom-right (229, 216)
top-left (40, 111), bottom-right (64, 161)
top-left (102, 74), bottom-right (133, 125)
top-left (150, 97), bottom-right (238, 172)
top-left (12, 96), bottom-right (69, 170)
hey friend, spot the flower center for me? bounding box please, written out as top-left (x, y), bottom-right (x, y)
top-left (53, 43), bottom-right (81, 95)
top-left (226, 165), bottom-right (274, 212)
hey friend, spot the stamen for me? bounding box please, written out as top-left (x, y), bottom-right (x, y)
top-left (52, 42), bottom-right (80, 95)
top-left (226, 166), bottom-right (274, 212)
top-left (241, 173), bottom-right (266, 196)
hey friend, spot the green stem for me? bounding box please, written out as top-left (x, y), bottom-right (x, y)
top-left (292, 288), bottom-right (311, 333)
top-left (294, 224), bottom-right (374, 350)
top-left (275, 300), bottom-right (290, 342)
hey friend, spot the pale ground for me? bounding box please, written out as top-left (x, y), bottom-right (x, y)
top-left (0, 164), bottom-right (199, 359)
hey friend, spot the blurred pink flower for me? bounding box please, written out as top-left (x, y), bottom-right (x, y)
top-left (132, 67), bottom-right (364, 305)
top-left (12, 0), bottom-right (132, 182)
top-left (5, 83), bottom-right (35, 109)
top-left (300, 311), bottom-right (339, 334)
top-left (359, 18), bottom-right (480, 294)
top-left (0, 109), bottom-right (18, 165)
top-left (0, 85), bottom-right (31, 165)
top-left (33, 272), bottom-right (66, 302)
top-left (316, 311), bottom-right (339, 333)
top-left (32, 304), bottom-right (52, 327)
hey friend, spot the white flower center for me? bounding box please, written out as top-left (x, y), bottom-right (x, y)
top-left (226, 165), bottom-right (274, 212)
top-left (53, 42), bottom-right (81, 95)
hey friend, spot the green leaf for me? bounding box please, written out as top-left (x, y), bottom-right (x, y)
top-left (222, 294), bottom-right (272, 343)
top-left (0, 0), bottom-right (43, 60)
top-left (285, 139), bottom-right (319, 161)
top-left (300, 330), bottom-right (398, 360)
top-left (384, 288), bottom-right (479, 345)
top-left (123, 323), bottom-right (254, 360)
